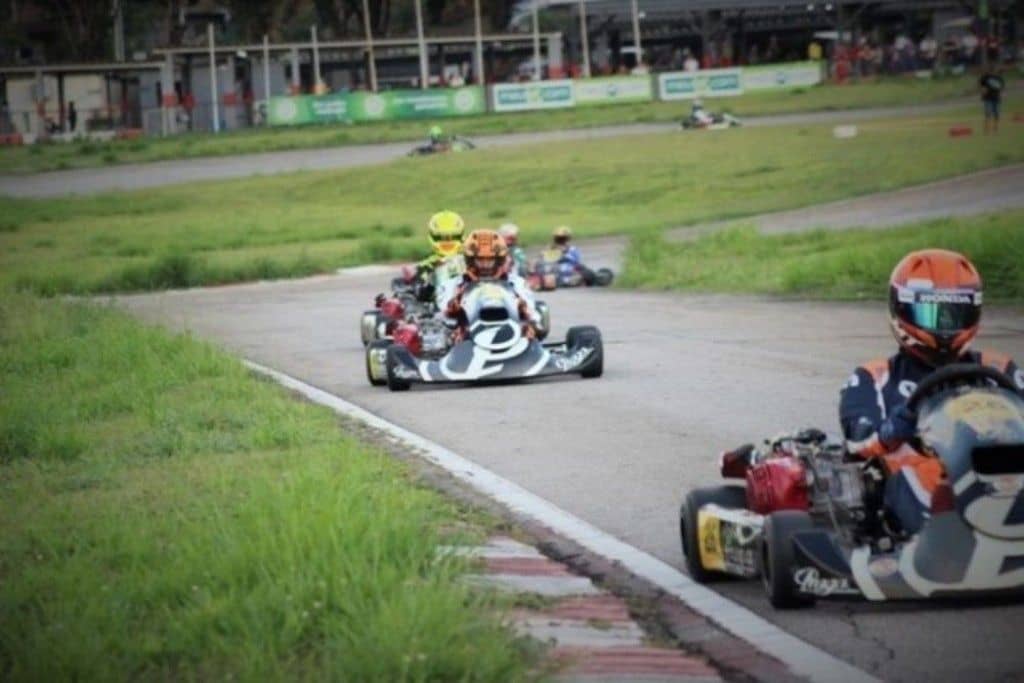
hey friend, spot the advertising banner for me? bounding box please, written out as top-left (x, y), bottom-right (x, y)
top-left (491, 80), bottom-right (575, 112)
top-left (268, 86), bottom-right (485, 126)
top-left (742, 62), bottom-right (823, 91)
top-left (574, 76), bottom-right (653, 106)
top-left (657, 68), bottom-right (743, 101)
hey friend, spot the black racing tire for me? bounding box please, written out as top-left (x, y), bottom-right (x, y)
top-left (679, 485), bottom-right (748, 583)
top-left (566, 325), bottom-right (603, 379)
top-left (760, 511), bottom-right (816, 609)
top-left (386, 344), bottom-right (412, 392)
top-left (594, 268), bottom-right (614, 286)
top-left (366, 340), bottom-right (390, 387)
top-left (360, 310), bottom-right (381, 347)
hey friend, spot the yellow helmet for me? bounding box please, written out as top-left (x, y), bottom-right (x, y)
top-left (553, 225), bottom-right (572, 244)
top-left (428, 210), bottom-right (465, 258)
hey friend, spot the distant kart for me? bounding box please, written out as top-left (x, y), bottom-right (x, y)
top-left (679, 364), bottom-right (1024, 608)
top-left (366, 280), bottom-right (597, 391)
top-left (408, 136), bottom-right (476, 156)
top-left (681, 112), bottom-right (741, 130)
top-left (528, 248), bottom-right (614, 291)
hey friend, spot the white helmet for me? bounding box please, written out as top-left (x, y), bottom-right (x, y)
top-left (498, 223), bottom-right (520, 245)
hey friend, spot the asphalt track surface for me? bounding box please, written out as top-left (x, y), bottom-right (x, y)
top-left (0, 98), bottom-right (985, 198)
top-left (117, 167), bottom-right (1024, 683)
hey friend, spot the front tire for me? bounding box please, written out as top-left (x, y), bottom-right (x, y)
top-left (679, 486), bottom-right (748, 583)
top-left (594, 268), bottom-right (614, 286)
top-left (386, 345), bottom-right (412, 392)
top-left (360, 310), bottom-right (381, 347)
top-left (566, 326), bottom-right (603, 378)
top-left (760, 511), bottom-right (816, 609)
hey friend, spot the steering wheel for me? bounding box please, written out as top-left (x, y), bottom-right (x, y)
top-left (906, 363), bottom-right (1018, 414)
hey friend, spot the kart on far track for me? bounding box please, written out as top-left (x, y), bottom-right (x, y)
top-left (366, 280), bottom-right (599, 391)
top-left (408, 136), bottom-right (476, 157)
top-left (528, 248), bottom-right (614, 292)
top-left (681, 112), bottom-right (741, 130)
top-left (679, 364), bottom-right (1024, 608)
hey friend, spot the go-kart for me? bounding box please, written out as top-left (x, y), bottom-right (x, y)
top-left (360, 264), bottom-right (550, 348)
top-left (365, 280), bottom-right (598, 391)
top-left (679, 364), bottom-right (1024, 608)
top-left (528, 248), bottom-right (614, 292)
top-left (681, 111), bottom-right (741, 130)
top-left (408, 136), bottom-right (476, 156)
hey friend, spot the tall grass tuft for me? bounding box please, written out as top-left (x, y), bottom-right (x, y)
top-left (0, 293), bottom-right (535, 681)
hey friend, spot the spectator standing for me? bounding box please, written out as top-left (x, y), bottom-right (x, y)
top-left (67, 101), bottom-right (77, 134)
top-left (979, 66), bottom-right (1004, 134)
top-left (919, 35), bottom-right (937, 69)
top-left (684, 50), bottom-right (699, 72)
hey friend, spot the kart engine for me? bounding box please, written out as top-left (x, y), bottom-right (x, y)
top-left (418, 318), bottom-right (451, 358)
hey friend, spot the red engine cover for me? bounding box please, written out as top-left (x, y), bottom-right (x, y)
top-left (378, 297), bottom-right (406, 321)
top-left (745, 457), bottom-right (809, 514)
top-left (391, 323), bottom-right (422, 356)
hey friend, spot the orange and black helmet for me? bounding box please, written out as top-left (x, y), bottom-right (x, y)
top-left (463, 229), bottom-right (509, 280)
top-left (888, 249), bottom-right (982, 367)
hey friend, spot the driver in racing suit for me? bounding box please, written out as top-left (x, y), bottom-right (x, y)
top-left (414, 210), bottom-right (466, 304)
top-left (438, 229), bottom-right (542, 339)
top-left (691, 99), bottom-right (714, 127)
top-left (839, 249), bottom-right (1024, 536)
top-left (550, 225), bottom-right (598, 286)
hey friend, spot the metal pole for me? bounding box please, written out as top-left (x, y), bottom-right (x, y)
top-left (208, 23), bottom-right (220, 133)
top-left (630, 0), bottom-right (642, 68)
top-left (113, 0), bottom-right (125, 62)
top-left (311, 25), bottom-right (322, 91)
top-left (262, 34), bottom-right (271, 100)
top-left (361, 0), bottom-right (378, 91)
top-left (414, 0), bottom-right (429, 88)
top-left (473, 0), bottom-right (485, 84)
top-left (532, 0), bottom-right (541, 81)
top-left (578, 0), bottom-right (590, 77)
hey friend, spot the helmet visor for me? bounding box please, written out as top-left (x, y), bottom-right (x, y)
top-left (473, 257), bottom-right (497, 276)
top-left (896, 300), bottom-right (980, 333)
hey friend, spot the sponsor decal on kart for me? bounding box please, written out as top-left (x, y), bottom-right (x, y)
top-left (697, 509), bottom-right (725, 571)
top-left (793, 566), bottom-right (860, 597)
top-left (720, 518), bottom-right (760, 576)
top-left (554, 346), bottom-right (593, 372)
top-left (392, 364), bottom-right (421, 381)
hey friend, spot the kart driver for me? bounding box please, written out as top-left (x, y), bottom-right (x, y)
top-left (414, 210), bottom-right (466, 303)
top-left (428, 125), bottom-right (448, 151)
top-left (498, 223), bottom-right (528, 277)
top-left (839, 249), bottom-right (1024, 536)
top-left (439, 229), bottom-right (542, 339)
top-left (550, 225), bottom-right (598, 286)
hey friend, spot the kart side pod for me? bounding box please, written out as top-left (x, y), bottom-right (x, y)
top-left (747, 458), bottom-right (809, 514)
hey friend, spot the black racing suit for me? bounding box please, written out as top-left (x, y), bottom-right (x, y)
top-left (839, 348), bottom-right (1024, 533)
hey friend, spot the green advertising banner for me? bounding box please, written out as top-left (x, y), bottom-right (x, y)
top-left (268, 87), bottom-right (485, 126)
top-left (574, 76), bottom-right (653, 106)
top-left (491, 80), bottom-right (575, 112)
top-left (657, 68), bottom-right (743, 101)
top-left (742, 62), bottom-right (823, 91)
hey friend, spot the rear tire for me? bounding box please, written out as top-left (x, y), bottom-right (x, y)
top-left (360, 310), bottom-right (380, 347)
top-left (386, 345), bottom-right (412, 392)
top-left (594, 268), bottom-right (614, 286)
top-left (366, 340), bottom-right (390, 386)
top-left (760, 511), bottom-right (816, 609)
top-left (679, 486), bottom-right (748, 583)
top-left (566, 326), bottom-right (603, 378)
top-left (535, 301), bottom-right (551, 341)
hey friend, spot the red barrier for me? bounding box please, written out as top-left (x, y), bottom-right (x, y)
top-left (948, 125), bottom-right (973, 137)
top-left (0, 133), bottom-right (24, 146)
top-left (115, 128), bottom-right (144, 140)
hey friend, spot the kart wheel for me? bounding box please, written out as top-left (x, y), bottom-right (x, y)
top-left (594, 268), bottom-right (614, 287)
top-left (536, 301), bottom-right (551, 341)
top-left (679, 486), bottom-right (748, 583)
top-left (566, 325), bottom-right (603, 379)
top-left (366, 340), bottom-right (390, 387)
top-left (385, 345), bottom-right (411, 392)
top-left (760, 511), bottom-right (816, 609)
top-left (360, 310), bottom-right (381, 347)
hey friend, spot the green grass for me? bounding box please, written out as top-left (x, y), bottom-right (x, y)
top-left (0, 293), bottom-right (537, 681)
top-left (0, 73), bottom-right (1005, 174)
top-left (2, 103), bottom-right (1022, 296)
top-left (619, 210), bottom-right (1024, 301)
